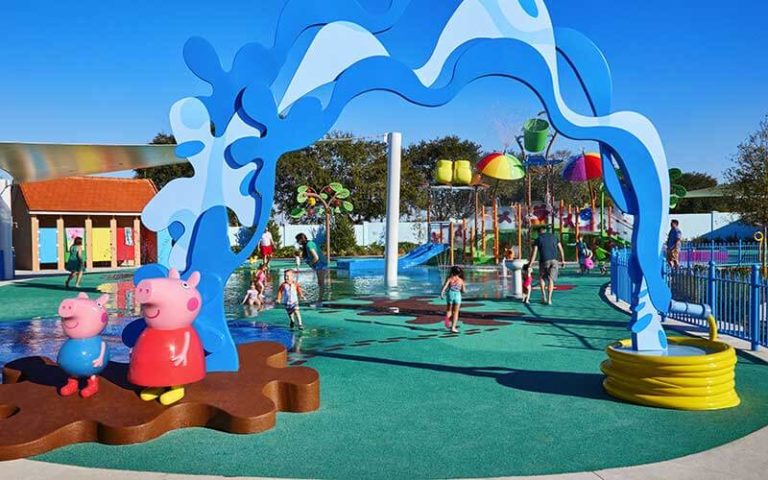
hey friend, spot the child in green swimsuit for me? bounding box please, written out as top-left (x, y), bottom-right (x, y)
top-left (440, 266), bottom-right (465, 333)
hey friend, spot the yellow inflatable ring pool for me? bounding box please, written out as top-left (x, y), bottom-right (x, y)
top-left (601, 335), bottom-right (740, 410)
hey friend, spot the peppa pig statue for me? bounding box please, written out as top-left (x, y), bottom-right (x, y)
top-left (56, 292), bottom-right (111, 398)
top-left (125, 268), bottom-right (205, 405)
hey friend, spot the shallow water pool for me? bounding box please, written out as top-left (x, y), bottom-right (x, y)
top-left (0, 265), bottom-right (511, 374)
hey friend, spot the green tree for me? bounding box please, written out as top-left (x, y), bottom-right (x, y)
top-left (673, 172), bottom-right (731, 213)
top-left (266, 218), bottom-right (281, 247)
top-left (725, 117), bottom-right (768, 226)
top-left (276, 132), bottom-right (395, 221)
top-left (404, 136), bottom-right (484, 221)
top-left (331, 215), bottom-right (358, 255)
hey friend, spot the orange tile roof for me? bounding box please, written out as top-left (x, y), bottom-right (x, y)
top-left (19, 176), bottom-right (157, 214)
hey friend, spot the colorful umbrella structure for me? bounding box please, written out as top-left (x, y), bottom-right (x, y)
top-left (476, 152), bottom-right (525, 181)
top-left (562, 152), bottom-right (603, 182)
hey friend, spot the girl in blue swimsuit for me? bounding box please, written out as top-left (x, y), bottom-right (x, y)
top-left (440, 266), bottom-right (466, 333)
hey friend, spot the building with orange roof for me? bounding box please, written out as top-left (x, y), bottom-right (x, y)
top-left (11, 176), bottom-right (158, 271)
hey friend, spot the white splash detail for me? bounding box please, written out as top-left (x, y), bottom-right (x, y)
top-left (141, 98), bottom-right (262, 270)
top-left (277, 21), bottom-right (391, 113)
top-left (414, 0), bottom-right (669, 246)
top-left (415, 0), bottom-right (553, 86)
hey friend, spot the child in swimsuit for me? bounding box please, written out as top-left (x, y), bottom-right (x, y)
top-left (521, 263), bottom-right (533, 304)
top-left (254, 263), bottom-right (268, 301)
top-left (440, 266), bottom-right (465, 333)
top-left (241, 281), bottom-right (262, 307)
top-left (277, 270), bottom-right (306, 330)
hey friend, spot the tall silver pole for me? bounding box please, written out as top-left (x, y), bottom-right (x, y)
top-left (385, 132), bottom-right (402, 287)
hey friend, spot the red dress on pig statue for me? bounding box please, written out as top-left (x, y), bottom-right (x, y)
top-left (127, 268), bottom-right (205, 405)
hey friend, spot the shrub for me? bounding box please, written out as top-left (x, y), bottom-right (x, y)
top-left (267, 218), bottom-right (281, 247)
top-left (331, 215), bottom-right (357, 255)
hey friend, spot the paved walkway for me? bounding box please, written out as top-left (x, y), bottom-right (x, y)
top-left (4, 425), bottom-right (768, 480)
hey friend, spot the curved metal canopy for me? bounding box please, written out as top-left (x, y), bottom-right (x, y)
top-left (0, 142), bottom-right (181, 182)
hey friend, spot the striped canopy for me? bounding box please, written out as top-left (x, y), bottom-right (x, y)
top-left (562, 152), bottom-right (603, 182)
top-left (476, 152), bottom-right (525, 181)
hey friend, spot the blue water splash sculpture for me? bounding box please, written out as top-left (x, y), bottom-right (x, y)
top-left (135, 0), bottom-right (673, 371)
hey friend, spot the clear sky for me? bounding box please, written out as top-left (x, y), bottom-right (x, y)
top-left (1, 0), bottom-right (766, 180)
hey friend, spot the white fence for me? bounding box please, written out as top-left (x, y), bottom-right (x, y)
top-left (275, 221), bottom-right (428, 247)
top-left (221, 221), bottom-right (429, 249)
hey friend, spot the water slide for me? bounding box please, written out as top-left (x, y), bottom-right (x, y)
top-left (337, 242), bottom-right (448, 274)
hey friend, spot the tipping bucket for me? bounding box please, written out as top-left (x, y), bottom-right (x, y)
top-left (435, 159), bottom-right (453, 185)
top-left (523, 118), bottom-right (549, 152)
top-left (453, 160), bottom-right (472, 185)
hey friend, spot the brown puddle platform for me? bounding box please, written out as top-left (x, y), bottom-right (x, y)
top-left (0, 342), bottom-right (320, 461)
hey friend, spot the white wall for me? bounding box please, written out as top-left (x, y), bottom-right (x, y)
top-left (670, 212), bottom-right (745, 240)
top-left (228, 222), bottom-right (429, 250)
top-left (0, 180), bottom-right (12, 279)
top-left (277, 221), bottom-right (428, 247)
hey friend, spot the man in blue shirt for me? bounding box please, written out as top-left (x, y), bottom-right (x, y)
top-left (666, 219), bottom-right (682, 269)
top-left (528, 225), bottom-right (566, 305)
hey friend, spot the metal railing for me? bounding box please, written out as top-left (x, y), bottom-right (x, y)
top-left (610, 247), bottom-right (766, 350)
top-left (679, 240), bottom-right (761, 266)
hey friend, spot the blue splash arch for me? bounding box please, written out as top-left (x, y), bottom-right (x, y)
top-left (136, 0), bottom-right (672, 371)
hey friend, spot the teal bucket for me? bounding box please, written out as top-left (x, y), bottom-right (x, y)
top-left (523, 118), bottom-right (550, 152)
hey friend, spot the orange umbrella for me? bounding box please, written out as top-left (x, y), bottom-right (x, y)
top-left (476, 152), bottom-right (525, 181)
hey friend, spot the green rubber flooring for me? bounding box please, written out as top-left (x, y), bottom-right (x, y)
top-left (3, 269), bottom-right (768, 478)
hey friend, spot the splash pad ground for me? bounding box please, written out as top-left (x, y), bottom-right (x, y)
top-left (1, 265), bottom-right (768, 478)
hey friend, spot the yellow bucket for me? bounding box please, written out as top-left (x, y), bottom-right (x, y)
top-left (453, 160), bottom-right (472, 185)
top-left (435, 159), bottom-right (453, 185)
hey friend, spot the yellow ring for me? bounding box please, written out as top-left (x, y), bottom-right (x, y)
top-left (601, 337), bottom-right (740, 410)
top-left (754, 231), bottom-right (764, 242)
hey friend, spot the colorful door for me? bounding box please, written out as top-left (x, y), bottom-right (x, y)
top-left (38, 228), bottom-right (58, 264)
top-left (92, 228), bottom-right (112, 262)
top-left (116, 227), bottom-right (135, 264)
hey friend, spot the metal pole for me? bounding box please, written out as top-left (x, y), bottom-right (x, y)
top-left (493, 199), bottom-right (499, 262)
top-left (750, 264), bottom-right (760, 351)
top-left (600, 190), bottom-right (605, 237)
top-left (385, 132), bottom-right (402, 287)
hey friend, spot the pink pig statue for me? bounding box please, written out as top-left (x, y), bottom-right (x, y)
top-left (56, 292), bottom-right (110, 398)
top-left (127, 268), bottom-right (205, 405)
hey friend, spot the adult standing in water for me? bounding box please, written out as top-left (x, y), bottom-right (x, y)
top-left (65, 236), bottom-right (85, 289)
top-left (258, 228), bottom-right (275, 268)
top-left (528, 225), bottom-right (565, 305)
top-left (295, 233), bottom-right (327, 302)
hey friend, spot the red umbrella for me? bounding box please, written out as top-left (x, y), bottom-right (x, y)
top-left (562, 152), bottom-right (602, 182)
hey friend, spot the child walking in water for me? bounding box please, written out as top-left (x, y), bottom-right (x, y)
top-left (277, 270), bottom-right (306, 330)
top-left (521, 263), bottom-right (533, 304)
top-left (440, 266), bottom-right (465, 333)
top-left (241, 281), bottom-right (262, 307)
top-left (253, 263), bottom-right (268, 301)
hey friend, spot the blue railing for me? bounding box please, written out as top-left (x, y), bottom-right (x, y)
top-left (679, 240), bottom-right (761, 266)
top-left (610, 247), bottom-right (767, 350)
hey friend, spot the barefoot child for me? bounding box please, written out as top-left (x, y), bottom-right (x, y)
top-left (440, 266), bottom-right (465, 333)
top-left (576, 234), bottom-right (593, 275)
top-left (241, 281), bottom-right (262, 307)
top-left (277, 270), bottom-right (306, 330)
top-left (521, 263), bottom-right (532, 304)
top-left (253, 263), bottom-right (268, 301)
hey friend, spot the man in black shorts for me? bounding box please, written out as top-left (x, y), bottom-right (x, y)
top-left (528, 225), bottom-right (566, 305)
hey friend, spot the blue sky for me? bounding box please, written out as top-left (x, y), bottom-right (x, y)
top-left (0, 0), bottom-right (766, 180)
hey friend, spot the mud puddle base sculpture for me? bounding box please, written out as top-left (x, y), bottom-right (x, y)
top-left (0, 342), bottom-right (319, 461)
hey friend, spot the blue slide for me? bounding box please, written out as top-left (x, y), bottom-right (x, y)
top-left (337, 243), bottom-right (448, 274)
